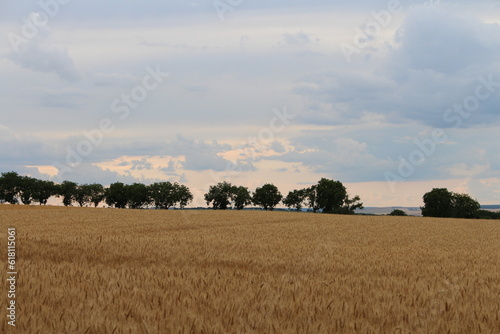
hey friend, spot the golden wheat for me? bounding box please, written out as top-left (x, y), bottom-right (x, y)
top-left (0, 205), bottom-right (499, 333)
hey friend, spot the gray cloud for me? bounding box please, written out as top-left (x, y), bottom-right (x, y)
top-left (390, 7), bottom-right (500, 76)
top-left (0, 1), bottom-right (391, 23)
top-left (0, 124), bottom-right (57, 166)
top-left (282, 32), bottom-right (313, 46)
top-left (172, 135), bottom-right (256, 172)
top-left (2, 1), bottom-right (500, 205)
top-left (91, 72), bottom-right (140, 87)
top-left (270, 141), bottom-right (286, 153)
top-left (7, 19), bottom-right (81, 82)
top-left (183, 152), bottom-right (230, 172)
top-left (295, 6), bottom-right (500, 129)
top-left (53, 163), bottom-right (153, 186)
top-left (159, 161), bottom-right (176, 172)
top-left (130, 159), bottom-right (153, 171)
top-left (35, 88), bottom-right (88, 109)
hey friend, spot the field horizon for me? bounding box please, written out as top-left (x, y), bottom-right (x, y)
top-left (1, 205), bottom-right (499, 333)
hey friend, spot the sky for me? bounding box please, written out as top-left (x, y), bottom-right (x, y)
top-left (1, 0), bottom-right (500, 207)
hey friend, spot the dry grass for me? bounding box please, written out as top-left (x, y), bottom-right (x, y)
top-left (0, 205), bottom-right (499, 333)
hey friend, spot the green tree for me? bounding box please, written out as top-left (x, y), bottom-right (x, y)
top-left (389, 209), bottom-right (408, 216)
top-left (421, 188), bottom-right (480, 219)
top-left (231, 186), bottom-right (252, 210)
top-left (316, 178), bottom-right (347, 213)
top-left (252, 183), bottom-right (282, 211)
top-left (149, 182), bottom-right (193, 209)
top-left (18, 176), bottom-right (37, 205)
top-left (105, 182), bottom-right (128, 208)
top-left (204, 181), bottom-right (234, 210)
top-left (303, 185), bottom-right (319, 213)
top-left (58, 181), bottom-right (78, 207)
top-left (338, 195), bottom-right (364, 215)
top-left (283, 189), bottom-right (306, 212)
top-left (87, 183), bottom-right (105, 207)
top-left (126, 183), bottom-right (151, 209)
top-left (477, 210), bottom-right (500, 220)
top-left (74, 184), bottom-right (92, 207)
top-left (452, 193), bottom-right (480, 219)
top-left (33, 179), bottom-right (57, 205)
top-left (0, 171), bottom-right (21, 204)
top-left (149, 182), bottom-right (178, 209)
top-left (176, 184), bottom-right (193, 209)
top-left (304, 178), bottom-right (363, 214)
top-left (421, 188), bottom-right (454, 218)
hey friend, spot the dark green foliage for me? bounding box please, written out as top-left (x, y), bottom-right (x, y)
top-left (73, 183), bottom-right (105, 207)
top-left (231, 186), bottom-right (252, 210)
top-left (421, 188), bottom-right (480, 219)
top-left (252, 183), bottom-right (282, 211)
top-left (316, 178), bottom-right (347, 213)
top-left (0, 171), bottom-right (21, 204)
top-left (284, 179), bottom-right (363, 214)
top-left (303, 185), bottom-right (319, 213)
top-left (337, 195), bottom-right (364, 215)
top-left (203, 183), bottom-right (250, 210)
top-left (176, 184), bottom-right (193, 209)
top-left (0, 170), bottom-right (193, 210)
top-left (389, 209), bottom-right (408, 216)
top-left (74, 184), bottom-right (92, 207)
top-left (421, 188), bottom-right (454, 218)
top-left (18, 176), bottom-right (38, 205)
top-left (126, 183), bottom-right (151, 209)
top-left (58, 181), bottom-right (78, 207)
top-left (105, 182), bottom-right (128, 209)
top-left (87, 183), bottom-right (105, 207)
top-left (33, 180), bottom-right (57, 205)
top-left (149, 182), bottom-right (192, 209)
top-left (477, 210), bottom-right (500, 220)
top-left (149, 182), bottom-right (177, 209)
top-left (283, 189), bottom-right (306, 211)
top-left (452, 193), bottom-right (480, 219)
top-left (1, 172), bottom-right (58, 205)
top-left (301, 178), bottom-right (363, 214)
top-left (204, 181), bottom-right (234, 210)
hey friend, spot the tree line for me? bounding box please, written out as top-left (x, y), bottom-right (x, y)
top-left (0, 172), bottom-right (193, 209)
top-left (0, 172), bottom-right (363, 213)
top-left (1, 171), bottom-right (497, 218)
top-left (204, 178), bottom-right (363, 214)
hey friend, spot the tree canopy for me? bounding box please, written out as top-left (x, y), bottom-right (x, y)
top-left (0, 171), bottom-right (21, 204)
top-left (204, 181), bottom-right (234, 210)
top-left (421, 188), bottom-right (480, 219)
top-left (389, 209), bottom-right (408, 216)
top-left (282, 189), bottom-right (306, 212)
top-left (286, 178), bottom-right (363, 214)
top-left (252, 183), bottom-right (283, 211)
top-left (231, 186), bottom-right (252, 210)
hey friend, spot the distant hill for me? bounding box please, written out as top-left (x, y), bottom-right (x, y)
top-left (355, 207), bottom-right (422, 216)
top-left (356, 205), bottom-right (500, 216)
top-left (480, 205), bottom-right (500, 212)
top-left (480, 205), bottom-right (500, 210)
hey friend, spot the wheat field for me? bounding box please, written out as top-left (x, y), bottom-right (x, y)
top-left (0, 205), bottom-right (499, 333)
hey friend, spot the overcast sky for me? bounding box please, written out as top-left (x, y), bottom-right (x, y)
top-left (1, 0), bottom-right (500, 207)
